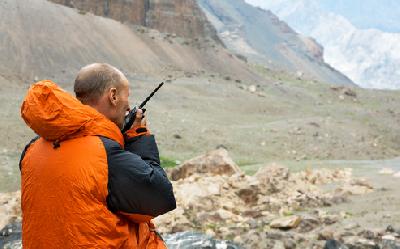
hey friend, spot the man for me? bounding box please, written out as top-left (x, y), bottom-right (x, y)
top-left (20, 63), bottom-right (176, 248)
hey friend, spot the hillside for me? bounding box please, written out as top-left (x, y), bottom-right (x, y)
top-left (0, 0), bottom-right (258, 84)
top-left (197, 0), bottom-right (354, 86)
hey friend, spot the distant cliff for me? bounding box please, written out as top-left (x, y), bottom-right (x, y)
top-left (48, 0), bottom-right (221, 42)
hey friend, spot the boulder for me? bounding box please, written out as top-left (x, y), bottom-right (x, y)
top-left (168, 149), bottom-right (242, 180)
top-left (297, 216), bottom-right (320, 233)
top-left (324, 240), bottom-right (349, 249)
top-left (270, 216), bottom-right (302, 229)
top-left (318, 229), bottom-right (335, 240)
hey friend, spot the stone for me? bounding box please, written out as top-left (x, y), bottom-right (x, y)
top-left (254, 164), bottom-right (289, 194)
top-left (163, 231), bottom-right (242, 249)
top-left (344, 223), bottom-right (360, 230)
top-left (283, 238), bottom-right (297, 249)
top-left (342, 237), bottom-right (378, 249)
top-left (235, 185), bottom-right (259, 205)
top-left (386, 225), bottom-right (396, 233)
top-left (273, 241), bottom-right (286, 249)
top-left (270, 216), bottom-right (302, 229)
top-left (205, 229), bottom-right (215, 237)
top-left (168, 149), bottom-right (242, 180)
top-left (248, 85), bottom-right (257, 93)
top-left (318, 229), bottom-right (334, 240)
top-left (296, 216), bottom-right (320, 233)
top-left (216, 209), bottom-right (234, 220)
top-left (320, 214), bottom-right (340, 225)
top-left (382, 235), bottom-right (396, 241)
top-left (0, 192), bottom-right (21, 231)
top-left (381, 239), bottom-right (400, 249)
top-left (349, 178), bottom-right (373, 189)
top-left (324, 240), bottom-right (349, 249)
top-left (358, 229), bottom-right (379, 240)
top-left (233, 235), bottom-right (243, 244)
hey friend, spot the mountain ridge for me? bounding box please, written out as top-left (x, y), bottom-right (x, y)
top-left (247, 0), bottom-right (400, 89)
top-left (197, 0), bottom-right (354, 86)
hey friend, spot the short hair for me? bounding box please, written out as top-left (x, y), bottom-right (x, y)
top-left (74, 63), bottom-right (124, 104)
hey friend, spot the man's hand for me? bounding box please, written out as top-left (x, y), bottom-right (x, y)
top-left (131, 108), bottom-right (147, 129)
top-left (124, 108), bottom-right (150, 138)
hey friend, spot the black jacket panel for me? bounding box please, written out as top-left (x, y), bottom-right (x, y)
top-left (19, 136), bottom-right (40, 170)
top-left (124, 135), bottom-right (161, 165)
top-left (101, 136), bottom-right (176, 217)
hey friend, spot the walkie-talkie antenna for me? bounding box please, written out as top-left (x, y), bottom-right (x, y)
top-left (139, 82), bottom-right (164, 109)
top-left (121, 81), bottom-right (165, 133)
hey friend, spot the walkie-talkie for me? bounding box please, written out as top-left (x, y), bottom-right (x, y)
top-left (121, 82), bottom-right (164, 133)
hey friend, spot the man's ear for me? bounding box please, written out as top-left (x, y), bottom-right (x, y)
top-left (109, 87), bottom-right (118, 106)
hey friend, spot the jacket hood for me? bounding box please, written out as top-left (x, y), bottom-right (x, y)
top-left (21, 80), bottom-right (124, 147)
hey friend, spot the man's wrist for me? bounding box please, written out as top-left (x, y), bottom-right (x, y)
top-left (124, 125), bottom-right (151, 139)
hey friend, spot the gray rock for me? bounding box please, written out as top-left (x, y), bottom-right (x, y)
top-left (324, 240), bottom-right (349, 249)
top-left (296, 216), bottom-right (320, 233)
top-left (382, 239), bottom-right (400, 249)
top-left (164, 231), bottom-right (242, 249)
top-left (318, 229), bottom-right (334, 240)
top-left (0, 222), bottom-right (22, 249)
top-left (386, 225), bottom-right (396, 233)
top-left (283, 238), bottom-right (296, 249)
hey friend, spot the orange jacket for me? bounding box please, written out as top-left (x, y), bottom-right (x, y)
top-left (20, 80), bottom-right (176, 248)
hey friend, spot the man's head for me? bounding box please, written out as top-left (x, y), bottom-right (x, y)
top-left (74, 63), bottom-right (130, 129)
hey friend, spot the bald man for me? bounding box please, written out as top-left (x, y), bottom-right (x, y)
top-left (20, 63), bottom-right (175, 248)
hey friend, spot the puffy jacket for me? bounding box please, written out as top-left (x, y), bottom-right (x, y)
top-left (19, 80), bottom-right (176, 248)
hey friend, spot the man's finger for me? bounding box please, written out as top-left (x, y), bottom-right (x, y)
top-left (141, 117), bottom-right (147, 127)
top-left (135, 109), bottom-right (143, 119)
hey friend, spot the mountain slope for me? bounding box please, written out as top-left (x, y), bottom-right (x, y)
top-left (0, 0), bottom-right (259, 84)
top-left (247, 0), bottom-right (400, 89)
top-left (197, 0), bottom-right (354, 86)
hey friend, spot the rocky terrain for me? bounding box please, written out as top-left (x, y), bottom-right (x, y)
top-left (2, 149), bottom-right (400, 248)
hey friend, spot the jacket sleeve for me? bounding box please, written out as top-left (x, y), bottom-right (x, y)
top-left (100, 136), bottom-right (176, 221)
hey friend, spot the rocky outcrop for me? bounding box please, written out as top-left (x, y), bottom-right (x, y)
top-left (167, 148), bottom-right (241, 181)
top-left (3, 150), bottom-right (399, 249)
top-left (48, 0), bottom-right (221, 42)
top-left (0, 191), bottom-right (20, 231)
top-left (154, 150), bottom-right (382, 248)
